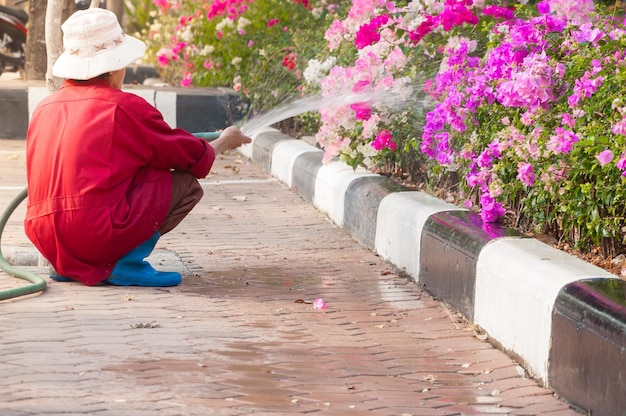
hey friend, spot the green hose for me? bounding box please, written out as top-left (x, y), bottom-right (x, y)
top-left (193, 131), bottom-right (221, 140)
top-left (0, 187), bottom-right (46, 301)
top-left (0, 132), bottom-right (221, 301)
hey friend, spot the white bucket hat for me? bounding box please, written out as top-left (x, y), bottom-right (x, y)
top-left (52, 8), bottom-right (146, 80)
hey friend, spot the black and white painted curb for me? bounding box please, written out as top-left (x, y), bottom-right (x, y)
top-left (241, 127), bottom-right (626, 416)
top-left (0, 82), bottom-right (241, 139)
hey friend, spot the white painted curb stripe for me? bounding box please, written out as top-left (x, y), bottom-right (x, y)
top-left (155, 90), bottom-right (177, 129)
top-left (313, 161), bottom-right (376, 227)
top-left (27, 86), bottom-right (52, 122)
top-left (270, 140), bottom-right (321, 188)
top-left (374, 192), bottom-right (460, 280)
top-left (475, 237), bottom-right (615, 382)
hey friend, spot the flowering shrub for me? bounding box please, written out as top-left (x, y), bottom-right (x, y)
top-left (137, 0), bottom-right (626, 253)
top-left (144, 0), bottom-right (343, 112)
top-left (301, 0), bottom-right (626, 253)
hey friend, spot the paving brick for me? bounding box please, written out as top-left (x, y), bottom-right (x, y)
top-left (0, 139), bottom-right (581, 415)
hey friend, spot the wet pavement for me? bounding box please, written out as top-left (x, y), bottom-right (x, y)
top-left (0, 134), bottom-right (583, 415)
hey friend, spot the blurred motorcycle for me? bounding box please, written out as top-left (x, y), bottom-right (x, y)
top-left (0, 0), bottom-right (93, 76)
top-left (0, 1), bottom-right (27, 76)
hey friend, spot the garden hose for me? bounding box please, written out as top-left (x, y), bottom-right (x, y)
top-left (0, 131), bottom-right (221, 301)
top-left (0, 187), bottom-right (46, 301)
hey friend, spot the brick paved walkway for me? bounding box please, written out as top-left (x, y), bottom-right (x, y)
top-left (0, 138), bottom-right (580, 415)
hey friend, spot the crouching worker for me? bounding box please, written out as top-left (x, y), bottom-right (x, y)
top-left (24, 8), bottom-right (251, 287)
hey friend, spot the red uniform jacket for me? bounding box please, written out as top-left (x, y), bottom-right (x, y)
top-left (25, 79), bottom-right (215, 285)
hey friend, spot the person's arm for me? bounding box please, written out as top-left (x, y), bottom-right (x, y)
top-left (209, 126), bottom-right (252, 154)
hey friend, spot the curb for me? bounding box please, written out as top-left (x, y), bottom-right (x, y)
top-left (0, 80), bottom-right (242, 138)
top-left (242, 127), bottom-right (626, 416)
top-left (2, 81), bottom-right (625, 414)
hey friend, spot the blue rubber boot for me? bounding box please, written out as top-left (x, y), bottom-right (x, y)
top-left (105, 232), bottom-right (182, 287)
top-left (49, 272), bottom-right (74, 282)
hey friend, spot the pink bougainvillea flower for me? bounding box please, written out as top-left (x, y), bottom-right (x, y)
top-left (537, 1), bottom-right (550, 15)
top-left (561, 113), bottom-right (576, 128)
top-left (352, 79), bottom-right (371, 93)
top-left (616, 153), bottom-right (626, 175)
top-left (517, 162), bottom-right (536, 186)
top-left (409, 16), bottom-right (436, 44)
top-left (152, 0), bottom-right (170, 13)
top-left (479, 192), bottom-right (506, 223)
top-left (596, 150), bottom-right (613, 166)
top-left (574, 23), bottom-right (605, 44)
top-left (548, 0), bottom-right (594, 24)
top-left (313, 298), bottom-right (328, 309)
top-left (371, 129), bottom-right (397, 151)
top-left (612, 117), bottom-right (626, 135)
top-left (482, 5), bottom-right (515, 20)
top-left (324, 19), bottom-right (345, 51)
top-left (547, 127), bottom-right (580, 154)
top-left (180, 72), bottom-right (192, 87)
top-left (520, 111), bottom-right (534, 126)
top-left (156, 49), bottom-right (174, 67)
top-left (354, 14), bottom-right (389, 49)
top-left (350, 102), bottom-right (372, 121)
top-left (206, 0), bottom-right (252, 20)
top-left (383, 46), bottom-right (407, 72)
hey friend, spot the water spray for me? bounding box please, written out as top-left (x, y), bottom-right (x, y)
top-left (239, 88), bottom-right (423, 138)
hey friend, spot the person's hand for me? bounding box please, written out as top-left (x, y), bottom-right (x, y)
top-left (210, 126), bottom-right (252, 154)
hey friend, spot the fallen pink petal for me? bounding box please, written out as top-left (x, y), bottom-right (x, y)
top-left (313, 298), bottom-right (328, 309)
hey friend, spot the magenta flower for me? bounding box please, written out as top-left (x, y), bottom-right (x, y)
top-left (409, 16), bottom-right (436, 44)
top-left (206, 0), bottom-right (251, 20)
top-left (476, 149), bottom-right (493, 168)
top-left (568, 72), bottom-right (604, 107)
top-left (313, 298), bottom-right (327, 309)
top-left (371, 130), bottom-right (397, 151)
top-left (152, 0), bottom-right (169, 11)
top-left (180, 72), bottom-right (192, 87)
top-left (537, 1), bottom-right (550, 15)
top-left (574, 23), bottom-right (605, 44)
top-left (517, 162), bottom-right (536, 186)
top-left (350, 102), bottom-right (372, 121)
top-left (612, 117), bottom-right (626, 135)
top-left (437, 2), bottom-right (478, 31)
top-left (616, 153), bottom-right (626, 172)
top-left (520, 112), bottom-right (534, 126)
top-left (561, 113), bottom-right (576, 128)
top-left (354, 14), bottom-right (389, 50)
top-left (482, 6), bottom-right (515, 20)
top-left (547, 127), bottom-right (580, 154)
top-left (479, 192), bottom-right (506, 223)
top-left (596, 150), bottom-right (613, 166)
top-left (157, 54), bottom-right (171, 67)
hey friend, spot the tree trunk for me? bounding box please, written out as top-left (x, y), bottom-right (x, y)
top-left (25, 0), bottom-right (75, 84)
top-left (24, 0), bottom-right (47, 81)
top-left (44, 0), bottom-right (67, 90)
top-left (107, 0), bottom-right (124, 25)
